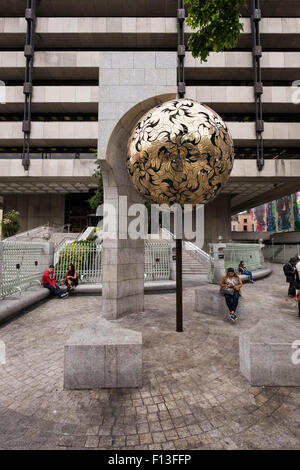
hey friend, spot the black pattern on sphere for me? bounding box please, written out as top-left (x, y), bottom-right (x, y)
top-left (127, 99), bottom-right (234, 206)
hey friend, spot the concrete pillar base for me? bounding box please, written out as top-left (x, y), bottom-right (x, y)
top-left (239, 319), bottom-right (300, 386)
top-left (64, 319), bottom-right (142, 389)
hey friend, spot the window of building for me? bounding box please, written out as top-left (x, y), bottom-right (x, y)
top-left (243, 225), bottom-right (247, 231)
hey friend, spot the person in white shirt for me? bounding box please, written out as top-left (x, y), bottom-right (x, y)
top-left (296, 257), bottom-right (300, 279)
top-left (296, 257), bottom-right (300, 318)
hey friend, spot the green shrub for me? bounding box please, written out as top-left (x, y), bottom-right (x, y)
top-left (1, 209), bottom-right (20, 238)
top-left (55, 241), bottom-right (97, 280)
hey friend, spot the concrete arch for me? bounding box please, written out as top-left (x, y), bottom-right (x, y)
top-left (100, 93), bottom-right (176, 319)
top-left (102, 93), bottom-right (175, 190)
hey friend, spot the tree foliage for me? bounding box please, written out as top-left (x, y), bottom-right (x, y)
top-left (87, 159), bottom-right (103, 211)
top-left (184, 0), bottom-right (246, 62)
top-left (1, 209), bottom-right (20, 238)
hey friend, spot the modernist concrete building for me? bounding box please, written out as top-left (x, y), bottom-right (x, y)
top-left (0, 0), bottom-right (300, 241)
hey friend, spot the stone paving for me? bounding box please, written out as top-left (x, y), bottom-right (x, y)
top-left (0, 263), bottom-right (299, 450)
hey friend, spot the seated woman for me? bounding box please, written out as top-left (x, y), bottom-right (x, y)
top-left (220, 267), bottom-right (242, 322)
top-left (64, 263), bottom-right (78, 293)
top-left (238, 260), bottom-right (254, 283)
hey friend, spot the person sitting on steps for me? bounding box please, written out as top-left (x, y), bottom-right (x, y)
top-left (64, 263), bottom-right (78, 293)
top-left (238, 260), bottom-right (254, 283)
top-left (42, 264), bottom-right (68, 299)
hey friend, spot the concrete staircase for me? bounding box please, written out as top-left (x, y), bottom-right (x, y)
top-left (182, 247), bottom-right (208, 275)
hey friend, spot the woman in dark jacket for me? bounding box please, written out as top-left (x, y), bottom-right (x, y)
top-left (64, 263), bottom-right (78, 292)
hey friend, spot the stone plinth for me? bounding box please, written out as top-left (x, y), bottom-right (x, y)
top-left (240, 319), bottom-right (300, 386)
top-left (64, 319), bottom-right (142, 389)
top-left (195, 284), bottom-right (249, 317)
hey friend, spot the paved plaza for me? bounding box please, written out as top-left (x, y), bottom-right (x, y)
top-left (0, 264), bottom-right (299, 450)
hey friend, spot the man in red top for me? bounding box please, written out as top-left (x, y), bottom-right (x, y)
top-left (42, 265), bottom-right (68, 298)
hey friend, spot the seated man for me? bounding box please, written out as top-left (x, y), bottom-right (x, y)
top-left (238, 260), bottom-right (254, 283)
top-left (42, 264), bottom-right (68, 298)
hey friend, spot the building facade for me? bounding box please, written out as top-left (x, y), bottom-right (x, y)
top-left (232, 212), bottom-right (254, 232)
top-left (0, 0), bottom-right (300, 241)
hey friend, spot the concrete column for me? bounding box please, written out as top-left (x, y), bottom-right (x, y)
top-left (98, 51), bottom-right (177, 318)
top-left (203, 194), bottom-right (232, 251)
top-left (0, 242), bottom-right (3, 296)
top-left (101, 173), bottom-right (145, 319)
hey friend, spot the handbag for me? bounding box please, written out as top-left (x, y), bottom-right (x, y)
top-left (220, 286), bottom-right (234, 296)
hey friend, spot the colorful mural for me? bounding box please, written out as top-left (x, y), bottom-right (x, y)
top-left (294, 192), bottom-right (300, 231)
top-left (251, 192), bottom-right (300, 232)
top-left (266, 200), bottom-right (276, 232)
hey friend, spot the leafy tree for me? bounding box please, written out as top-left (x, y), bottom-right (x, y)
top-left (184, 0), bottom-right (246, 61)
top-left (87, 159), bottom-right (103, 211)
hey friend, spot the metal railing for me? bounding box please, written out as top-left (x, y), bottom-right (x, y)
top-left (263, 244), bottom-right (300, 264)
top-left (160, 228), bottom-right (209, 263)
top-left (144, 241), bottom-right (170, 281)
top-left (54, 241), bottom-right (102, 284)
top-left (0, 239), bottom-right (172, 298)
top-left (0, 241), bottom-right (46, 299)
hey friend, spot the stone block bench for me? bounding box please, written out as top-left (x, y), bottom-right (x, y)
top-left (194, 284), bottom-right (251, 318)
top-left (240, 319), bottom-right (300, 386)
top-left (0, 287), bottom-right (50, 324)
top-left (64, 319), bottom-right (142, 389)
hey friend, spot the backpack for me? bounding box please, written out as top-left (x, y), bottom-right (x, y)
top-left (283, 263), bottom-right (292, 277)
top-left (283, 263), bottom-right (290, 277)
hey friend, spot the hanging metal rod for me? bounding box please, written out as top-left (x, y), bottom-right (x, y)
top-left (22, 0), bottom-right (37, 171)
top-left (251, 0), bottom-right (264, 171)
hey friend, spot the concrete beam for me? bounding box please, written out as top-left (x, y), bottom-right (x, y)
top-left (2, 121), bottom-right (300, 148)
top-left (226, 160), bottom-right (300, 213)
top-left (0, 121), bottom-right (98, 146)
top-left (0, 159), bottom-right (97, 194)
top-left (1, 86), bottom-right (99, 113)
top-left (185, 51), bottom-right (300, 81)
top-left (3, 0), bottom-right (300, 18)
top-left (228, 122), bottom-right (300, 147)
top-left (186, 86), bottom-right (300, 114)
top-left (3, 0), bottom-right (179, 18)
top-left (1, 17), bottom-right (300, 49)
top-left (0, 51), bottom-right (100, 80)
top-left (1, 50), bottom-right (300, 81)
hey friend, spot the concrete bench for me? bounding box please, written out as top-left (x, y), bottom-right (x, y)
top-left (195, 284), bottom-right (250, 318)
top-left (240, 319), bottom-right (300, 386)
top-left (67, 284), bottom-right (102, 295)
top-left (64, 319), bottom-right (142, 389)
top-left (0, 287), bottom-right (50, 324)
top-left (67, 281), bottom-right (176, 295)
top-left (240, 267), bottom-right (272, 283)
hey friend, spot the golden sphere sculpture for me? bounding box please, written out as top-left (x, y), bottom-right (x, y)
top-left (126, 99), bottom-right (234, 206)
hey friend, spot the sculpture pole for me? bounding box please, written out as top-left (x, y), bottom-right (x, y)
top-left (176, 238), bottom-right (183, 332)
top-left (176, 0), bottom-right (185, 332)
top-left (126, 99), bottom-right (234, 333)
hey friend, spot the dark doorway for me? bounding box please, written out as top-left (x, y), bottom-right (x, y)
top-left (65, 193), bottom-right (92, 232)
